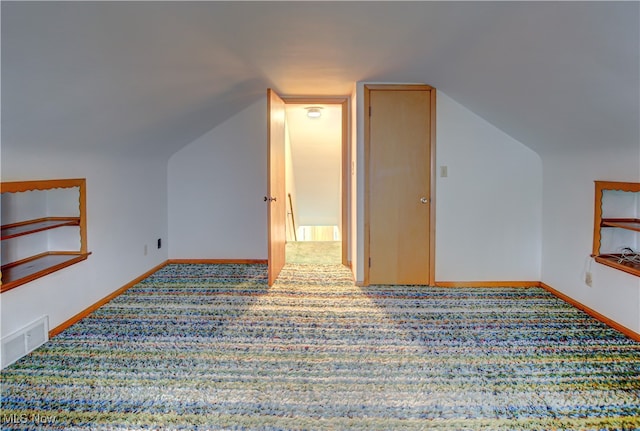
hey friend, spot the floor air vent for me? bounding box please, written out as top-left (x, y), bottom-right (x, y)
top-left (1, 316), bottom-right (49, 369)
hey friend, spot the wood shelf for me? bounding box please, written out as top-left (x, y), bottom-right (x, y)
top-left (1, 217), bottom-right (80, 240)
top-left (1, 252), bottom-right (91, 293)
top-left (592, 181), bottom-right (640, 278)
top-left (1, 178), bottom-right (89, 293)
top-left (595, 255), bottom-right (640, 278)
top-left (601, 218), bottom-right (640, 233)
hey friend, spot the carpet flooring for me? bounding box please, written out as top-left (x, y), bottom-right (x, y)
top-left (1, 263), bottom-right (639, 430)
top-left (286, 241), bottom-right (341, 265)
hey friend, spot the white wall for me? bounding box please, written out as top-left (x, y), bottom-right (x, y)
top-left (1, 188), bottom-right (82, 263)
top-left (354, 85), bottom-right (366, 281)
top-left (435, 92), bottom-right (542, 281)
top-left (354, 84), bottom-right (542, 284)
top-left (285, 105), bottom-right (342, 228)
top-left (541, 147), bottom-right (640, 333)
top-left (0, 150), bottom-right (168, 341)
top-left (350, 86), bottom-right (358, 268)
top-left (168, 99), bottom-right (268, 259)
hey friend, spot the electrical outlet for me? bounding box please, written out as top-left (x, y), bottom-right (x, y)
top-left (585, 271), bottom-right (593, 287)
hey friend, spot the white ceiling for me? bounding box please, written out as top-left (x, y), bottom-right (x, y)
top-left (2, 1), bottom-right (638, 160)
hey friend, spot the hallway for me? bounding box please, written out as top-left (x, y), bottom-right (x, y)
top-left (286, 241), bottom-right (341, 265)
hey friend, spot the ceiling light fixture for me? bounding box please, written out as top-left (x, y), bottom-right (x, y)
top-left (305, 107), bottom-right (322, 119)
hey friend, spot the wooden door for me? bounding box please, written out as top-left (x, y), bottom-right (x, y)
top-left (366, 86), bottom-right (433, 285)
top-left (267, 89), bottom-right (287, 286)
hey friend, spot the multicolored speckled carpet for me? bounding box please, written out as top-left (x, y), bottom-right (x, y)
top-left (2, 263), bottom-right (639, 430)
top-left (286, 241), bottom-right (341, 264)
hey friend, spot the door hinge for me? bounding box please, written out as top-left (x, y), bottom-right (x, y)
top-left (369, 257), bottom-right (371, 267)
top-left (369, 106), bottom-right (372, 117)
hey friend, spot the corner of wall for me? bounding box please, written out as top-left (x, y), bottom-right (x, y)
top-left (434, 91), bottom-right (543, 282)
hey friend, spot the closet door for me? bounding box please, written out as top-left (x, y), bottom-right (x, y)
top-left (365, 85), bottom-right (433, 285)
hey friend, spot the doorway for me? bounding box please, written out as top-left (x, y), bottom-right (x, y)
top-left (265, 90), bottom-right (350, 283)
top-left (282, 97), bottom-right (348, 266)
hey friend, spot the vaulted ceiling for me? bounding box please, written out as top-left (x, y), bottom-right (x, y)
top-left (2, 1), bottom-right (638, 160)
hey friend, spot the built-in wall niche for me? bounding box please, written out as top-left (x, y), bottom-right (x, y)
top-left (592, 181), bottom-right (640, 277)
top-left (1, 179), bottom-right (90, 293)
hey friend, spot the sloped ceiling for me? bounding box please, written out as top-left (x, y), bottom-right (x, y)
top-left (2, 1), bottom-right (638, 160)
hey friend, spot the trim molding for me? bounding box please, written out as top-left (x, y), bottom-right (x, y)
top-left (363, 84), bottom-right (437, 286)
top-left (360, 279), bottom-right (639, 341)
top-left (49, 261), bottom-right (169, 338)
top-left (49, 259), bottom-right (269, 338)
top-left (167, 259), bottom-right (268, 265)
top-left (281, 96), bottom-right (350, 267)
top-left (48, 264), bottom-right (640, 344)
top-left (281, 96), bottom-right (349, 104)
top-left (538, 282), bottom-right (640, 342)
top-left (434, 281), bottom-right (537, 288)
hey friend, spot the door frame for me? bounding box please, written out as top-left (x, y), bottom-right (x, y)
top-left (363, 84), bottom-right (437, 286)
top-left (280, 96), bottom-right (350, 267)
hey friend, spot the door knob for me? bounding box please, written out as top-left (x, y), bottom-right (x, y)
top-left (264, 196), bottom-right (277, 202)
top-left (420, 197), bottom-right (429, 204)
